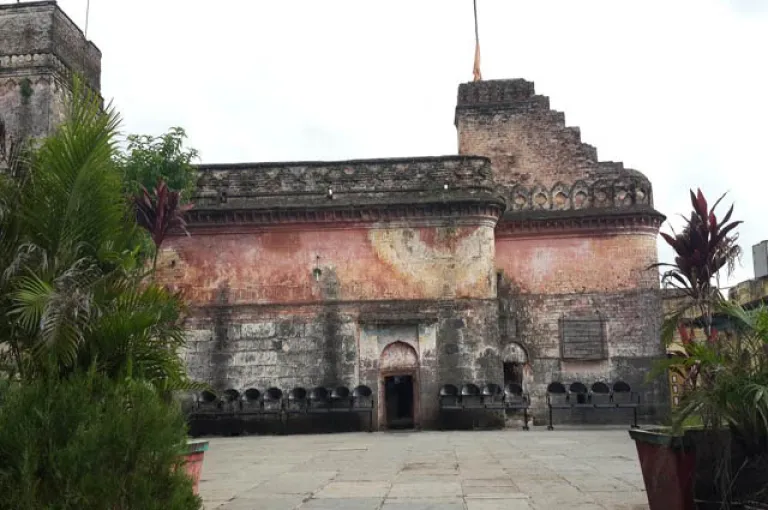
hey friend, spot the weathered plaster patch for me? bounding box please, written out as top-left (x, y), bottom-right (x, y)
top-left (369, 226), bottom-right (494, 299)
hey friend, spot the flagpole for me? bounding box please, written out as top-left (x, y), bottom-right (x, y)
top-left (84, 0), bottom-right (91, 39)
top-left (472, 0), bottom-right (482, 81)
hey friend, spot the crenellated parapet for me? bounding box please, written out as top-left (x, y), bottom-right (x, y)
top-left (188, 156), bottom-right (506, 229)
top-left (455, 78), bottom-right (549, 119)
top-left (455, 79), bottom-right (660, 220)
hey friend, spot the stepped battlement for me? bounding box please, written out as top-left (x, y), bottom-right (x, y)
top-left (455, 78), bottom-right (655, 215)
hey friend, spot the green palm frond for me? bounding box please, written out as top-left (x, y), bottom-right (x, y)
top-left (0, 75), bottom-right (197, 391)
top-left (9, 273), bottom-right (52, 333)
top-left (20, 77), bottom-right (126, 269)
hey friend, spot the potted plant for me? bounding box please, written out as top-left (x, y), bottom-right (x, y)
top-left (630, 189), bottom-right (768, 509)
top-left (180, 439), bottom-right (209, 495)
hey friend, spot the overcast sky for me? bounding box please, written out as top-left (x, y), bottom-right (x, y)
top-left (15, 0), bottom-right (768, 286)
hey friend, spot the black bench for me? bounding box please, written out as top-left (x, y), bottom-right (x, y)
top-left (238, 388), bottom-right (262, 434)
top-left (215, 388), bottom-right (242, 435)
top-left (284, 387), bottom-right (308, 420)
top-left (330, 386), bottom-right (352, 412)
top-left (190, 383), bottom-right (376, 435)
top-left (546, 380), bottom-right (640, 429)
top-left (438, 384), bottom-right (461, 429)
top-left (590, 382), bottom-right (613, 408)
top-left (241, 388), bottom-right (262, 413)
top-left (351, 385), bottom-right (374, 432)
top-left (188, 390), bottom-right (220, 436)
top-left (287, 385), bottom-right (373, 432)
top-left (482, 383), bottom-right (504, 410)
top-left (308, 386), bottom-right (330, 414)
top-left (503, 383), bottom-right (530, 431)
top-left (461, 383), bottom-right (483, 429)
top-left (262, 387), bottom-right (284, 417)
top-left (612, 381), bottom-right (640, 428)
top-left (196, 390), bottom-right (219, 412)
top-left (438, 383), bottom-right (493, 429)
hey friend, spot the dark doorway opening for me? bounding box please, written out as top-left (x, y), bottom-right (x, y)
top-left (384, 375), bottom-right (414, 429)
top-left (504, 362), bottom-right (523, 386)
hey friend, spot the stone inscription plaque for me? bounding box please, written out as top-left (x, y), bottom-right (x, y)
top-left (560, 319), bottom-right (605, 360)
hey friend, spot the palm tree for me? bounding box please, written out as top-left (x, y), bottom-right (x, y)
top-left (0, 77), bottom-right (194, 391)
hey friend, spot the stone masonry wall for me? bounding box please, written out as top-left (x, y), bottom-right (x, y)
top-left (455, 79), bottom-right (649, 192)
top-left (159, 224), bottom-right (497, 305)
top-left (183, 298), bottom-right (500, 430)
top-left (496, 231), bottom-right (660, 294)
top-left (498, 281), bottom-right (666, 424)
top-left (495, 231), bottom-right (665, 423)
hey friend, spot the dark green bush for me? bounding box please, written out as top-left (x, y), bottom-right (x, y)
top-left (0, 372), bottom-right (202, 510)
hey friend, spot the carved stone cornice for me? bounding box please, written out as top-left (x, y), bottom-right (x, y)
top-left (0, 53), bottom-right (68, 75)
top-left (0, 53), bottom-right (99, 96)
top-left (495, 207), bottom-right (665, 238)
top-left (183, 200), bottom-right (505, 233)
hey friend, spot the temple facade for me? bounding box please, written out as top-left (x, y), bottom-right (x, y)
top-left (1, 1), bottom-right (668, 429)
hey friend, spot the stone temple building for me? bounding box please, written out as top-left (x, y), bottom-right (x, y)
top-left (1, 1), bottom-right (667, 429)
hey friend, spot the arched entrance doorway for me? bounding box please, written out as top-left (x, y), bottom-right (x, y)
top-left (502, 342), bottom-right (532, 389)
top-left (378, 341), bottom-right (420, 430)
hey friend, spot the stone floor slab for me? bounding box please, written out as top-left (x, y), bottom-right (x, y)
top-left (218, 495), bottom-right (306, 510)
top-left (298, 498), bottom-right (383, 509)
top-left (388, 482), bottom-right (463, 498)
top-left (466, 499), bottom-right (534, 510)
top-left (245, 472), bottom-right (335, 495)
top-left (463, 486), bottom-right (528, 498)
top-left (313, 481), bottom-right (390, 499)
top-left (382, 498), bottom-right (466, 510)
top-left (198, 428), bottom-right (648, 510)
top-left (462, 478), bottom-right (515, 487)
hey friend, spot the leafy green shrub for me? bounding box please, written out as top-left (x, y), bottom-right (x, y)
top-left (118, 127), bottom-right (199, 201)
top-left (0, 372), bottom-right (202, 510)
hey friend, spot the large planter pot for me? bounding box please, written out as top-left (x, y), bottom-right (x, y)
top-left (181, 439), bottom-right (209, 495)
top-left (630, 429), bottom-right (768, 509)
top-left (629, 428), bottom-right (696, 510)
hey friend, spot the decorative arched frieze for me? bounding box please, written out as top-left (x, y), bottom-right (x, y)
top-left (530, 184), bottom-right (550, 210)
top-left (613, 179), bottom-right (634, 208)
top-left (591, 179), bottom-right (613, 208)
top-left (570, 180), bottom-right (591, 210)
top-left (510, 185), bottom-right (531, 211)
top-left (550, 182), bottom-right (571, 211)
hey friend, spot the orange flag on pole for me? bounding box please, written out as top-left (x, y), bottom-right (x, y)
top-left (472, 0), bottom-right (482, 82)
top-left (473, 41), bottom-right (482, 82)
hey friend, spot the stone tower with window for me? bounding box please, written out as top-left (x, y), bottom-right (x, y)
top-left (0, 1), bottom-right (100, 160)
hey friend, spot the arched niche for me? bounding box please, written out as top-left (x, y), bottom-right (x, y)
top-left (502, 342), bottom-right (529, 364)
top-left (380, 341), bottom-right (419, 371)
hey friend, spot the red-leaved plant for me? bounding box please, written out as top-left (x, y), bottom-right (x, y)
top-left (134, 178), bottom-right (193, 271)
top-left (653, 189), bottom-right (742, 413)
top-left (655, 188), bottom-right (742, 338)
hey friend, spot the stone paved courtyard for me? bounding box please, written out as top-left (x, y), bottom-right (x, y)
top-left (200, 427), bottom-right (649, 510)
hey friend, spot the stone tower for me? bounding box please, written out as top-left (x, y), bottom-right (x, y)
top-left (457, 78), bottom-right (667, 417)
top-left (0, 1), bottom-right (100, 147)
